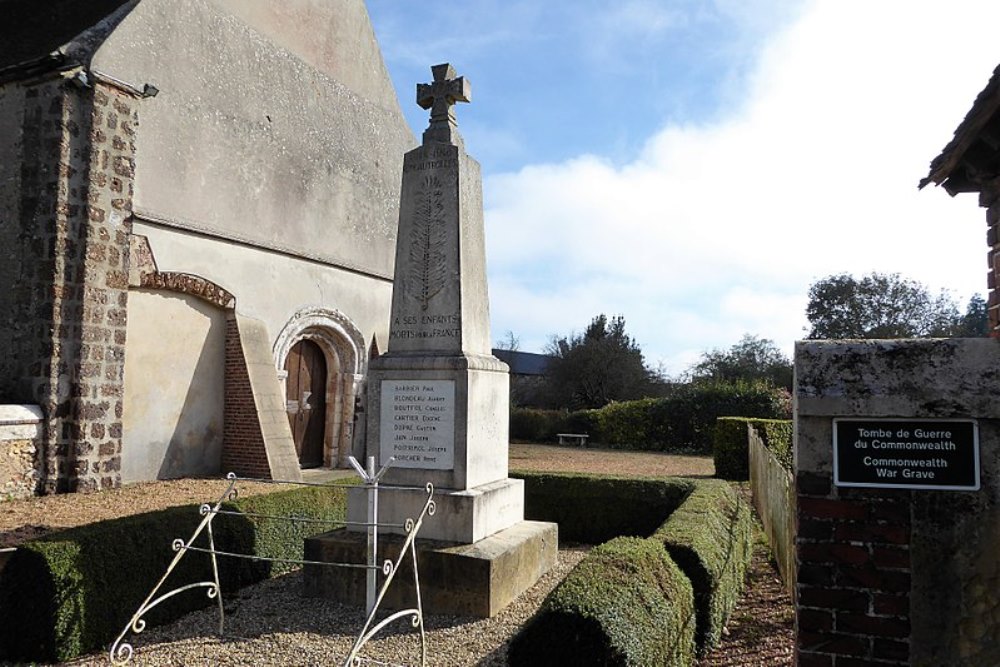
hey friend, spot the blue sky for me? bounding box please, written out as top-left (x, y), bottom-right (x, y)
top-left (367, 0), bottom-right (1000, 375)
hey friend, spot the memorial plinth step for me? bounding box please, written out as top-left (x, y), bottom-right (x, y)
top-left (303, 520), bottom-right (558, 618)
top-left (346, 477), bottom-right (525, 543)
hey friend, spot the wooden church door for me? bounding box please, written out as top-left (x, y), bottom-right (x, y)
top-left (284, 340), bottom-right (327, 468)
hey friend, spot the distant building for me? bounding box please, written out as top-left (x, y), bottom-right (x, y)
top-left (491, 349), bottom-right (553, 407)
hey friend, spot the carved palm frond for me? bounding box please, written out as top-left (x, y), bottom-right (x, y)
top-left (406, 176), bottom-right (449, 310)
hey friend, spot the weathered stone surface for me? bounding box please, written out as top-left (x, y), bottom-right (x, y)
top-left (361, 64), bottom-right (513, 508)
top-left (794, 338), bottom-right (1000, 666)
top-left (304, 520), bottom-right (558, 618)
top-left (347, 477), bottom-right (524, 543)
top-left (0, 405), bottom-right (42, 500)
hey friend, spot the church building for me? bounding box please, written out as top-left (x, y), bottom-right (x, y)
top-left (0, 0), bottom-right (414, 494)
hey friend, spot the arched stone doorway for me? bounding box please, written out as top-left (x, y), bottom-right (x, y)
top-left (273, 307), bottom-right (365, 469)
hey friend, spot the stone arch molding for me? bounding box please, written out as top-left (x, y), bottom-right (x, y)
top-left (273, 306), bottom-right (367, 468)
top-left (273, 306), bottom-right (366, 377)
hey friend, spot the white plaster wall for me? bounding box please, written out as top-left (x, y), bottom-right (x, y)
top-left (133, 221), bottom-right (392, 355)
top-left (90, 0), bottom-right (414, 279)
top-left (122, 290), bottom-right (225, 481)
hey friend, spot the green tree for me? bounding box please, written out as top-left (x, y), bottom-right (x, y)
top-left (542, 314), bottom-right (652, 409)
top-left (951, 294), bottom-right (990, 337)
top-left (805, 272), bottom-right (960, 339)
top-left (690, 334), bottom-right (793, 391)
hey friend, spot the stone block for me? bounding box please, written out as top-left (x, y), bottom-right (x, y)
top-left (303, 520), bottom-right (557, 617)
top-left (366, 353), bottom-right (509, 491)
top-left (347, 477), bottom-right (524, 543)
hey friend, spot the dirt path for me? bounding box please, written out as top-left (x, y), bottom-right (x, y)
top-left (510, 442), bottom-right (715, 478)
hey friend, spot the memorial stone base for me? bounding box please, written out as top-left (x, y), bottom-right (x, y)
top-left (303, 520), bottom-right (558, 618)
top-left (346, 477), bottom-right (525, 543)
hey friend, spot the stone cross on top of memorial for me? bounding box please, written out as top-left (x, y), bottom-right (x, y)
top-left (417, 63), bottom-right (471, 147)
top-left (387, 63), bottom-right (492, 358)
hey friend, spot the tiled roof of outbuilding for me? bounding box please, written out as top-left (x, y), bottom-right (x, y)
top-left (491, 349), bottom-right (552, 376)
top-left (921, 63), bottom-right (1000, 195)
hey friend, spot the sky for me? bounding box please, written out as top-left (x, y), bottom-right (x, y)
top-left (366, 0), bottom-right (1000, 376)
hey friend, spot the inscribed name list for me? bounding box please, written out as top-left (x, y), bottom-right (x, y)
top-left (380, 380), bottom-right (455, 470)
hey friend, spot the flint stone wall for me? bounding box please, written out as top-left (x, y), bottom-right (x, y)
top-left (795, 338), bottom-right (1000, 666)
top-left (0, 405), bottom-right (42, 500)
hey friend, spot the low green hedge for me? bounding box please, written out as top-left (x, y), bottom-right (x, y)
top-left (0, 483), bottom-right (352, 663)
top-left (508, 536), bottom-right (696, 666)
top-left (757, 420), bottom-right (793, 472)
top-left (653, 479), bottom-right (753, 655)
top-left (512, 471), bottom-right (694, 543)
top-left (513, 382), bottom-right (789, 454)
top-left (713, 417), bottom-right (792, 480)
top-left (511, 475), bottom-right (752, 663)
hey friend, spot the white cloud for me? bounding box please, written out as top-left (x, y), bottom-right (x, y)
top-left (486, 0), bottom-right (1000, 373)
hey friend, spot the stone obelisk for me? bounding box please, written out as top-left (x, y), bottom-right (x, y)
top-left (356, 63), bottom-right (525, 543)
top-left (306, 64), bottom-right (556, 618)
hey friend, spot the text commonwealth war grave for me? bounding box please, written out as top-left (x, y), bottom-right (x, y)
top-left (795, 339), bottom-right (1000, 666)
top-left (304, 64), bottom-right (558, 617)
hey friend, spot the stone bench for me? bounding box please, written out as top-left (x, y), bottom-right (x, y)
top-left (557, 433), bottom-right (589, 447)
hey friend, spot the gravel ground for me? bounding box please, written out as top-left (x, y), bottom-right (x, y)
top-left (67, 547), bottom-right (591, 667)
top-left (2, 444), bottom-right (793, 666)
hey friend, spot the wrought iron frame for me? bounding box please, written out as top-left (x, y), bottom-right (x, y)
top-left (109, 467), bottom-right (435, 667)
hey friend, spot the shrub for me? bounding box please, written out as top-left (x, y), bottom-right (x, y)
top-left (660, 381), bottom-right (789, 453)
top-left (508, 536), bottom-right (696, 666)
top-left (509, 408), bottom-right (564, 442)
top-left (757, 420), bottom-right (793, 472)
top-left (713, 417), bottom-right (792, 480)
top-left (594, 398), bottom-right (660, 450)
top-left (560, 381), bottom-right (788, 453)
top-left (512, 471), bottom-right (693, 543)
top-left (0, 483), bottom-right (352, 663)
top-left (653, 479), bottom-right (754, 654)
top-left (561, 408), bottom-right (602, 439)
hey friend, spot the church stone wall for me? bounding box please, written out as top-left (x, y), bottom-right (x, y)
top-left (0, 75), bottom-right (138, 492)
top-left (0, 84), bottom-right (27, 402)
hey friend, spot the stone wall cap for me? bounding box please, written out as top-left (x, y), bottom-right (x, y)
top-left (0, 405), bottom-right (44, 425)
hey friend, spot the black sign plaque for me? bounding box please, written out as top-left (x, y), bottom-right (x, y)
top-left (833, 419), bottom-right (979, 491)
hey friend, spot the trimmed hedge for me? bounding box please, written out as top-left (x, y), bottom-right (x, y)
top-left (510, 475), bottom-right (753, 663)
top-left (512, 470), bottom-right (694, 543)
top-left (0, 483), bottom-right (352, 663)
top-left (508, 536), bottom-right (696, 666)
top-left (512, 382), bottom-right (789, 454)
top-left (653, 479), bottom-right (753, 654)
top-left (713, 417), bottom-right (792, 480)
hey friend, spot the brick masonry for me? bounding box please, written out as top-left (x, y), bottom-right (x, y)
top-left (4, 76), bottom-right (137, 493)
top-left (796, 472), bottom-right (912, 666)
top-left (222, 315), bottom-right (273, 479)
top-left (978, 177), bottom-right (1000, 335)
